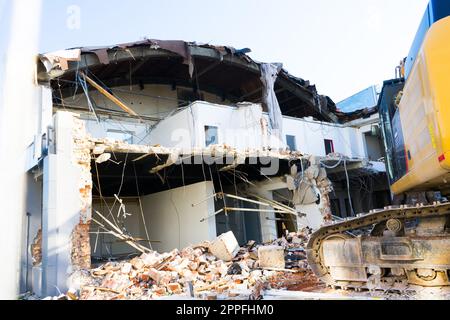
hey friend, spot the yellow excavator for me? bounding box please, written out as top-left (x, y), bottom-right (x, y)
top-left (307, 0), bottom-right (450, 290)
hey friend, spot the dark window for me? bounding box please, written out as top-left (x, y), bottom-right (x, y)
top-left (286, 135), bottom-right (297, 151)
top-left (205, 126), bottom-right (219, 147)
top-left (344, 198), bottom-right (355, 217)
top-left (324, 139), bottom-right (335, 155)
top-left (330, 199), bottom-right (342, 218)
top-left (379, 80), bottom-right (407, 184)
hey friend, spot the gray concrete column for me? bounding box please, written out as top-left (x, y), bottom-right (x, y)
top-left (41, 112), bottom-right (90, 297)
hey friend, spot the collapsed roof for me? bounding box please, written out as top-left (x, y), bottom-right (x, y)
top-left (37, 39), bottom-right (349, 123)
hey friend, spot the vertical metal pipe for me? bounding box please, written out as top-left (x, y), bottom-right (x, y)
top-left (25, 212), bottom-right (31, 293)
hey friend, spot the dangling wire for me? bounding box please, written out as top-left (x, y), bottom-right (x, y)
top-left (76, 72), bottom-right (100, 123)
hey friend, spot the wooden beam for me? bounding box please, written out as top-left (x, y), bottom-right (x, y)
top-left (80, 71), bottom-right (139, 117)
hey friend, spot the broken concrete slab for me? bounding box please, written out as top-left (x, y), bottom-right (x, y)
top-left (258, 246), bottom-right (285, 269)
top-left (209, 231), bottom-right (240, 262)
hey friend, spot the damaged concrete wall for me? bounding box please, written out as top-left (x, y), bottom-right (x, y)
top-left (69, 83), bottom-right (234, 145)
top-left (75, 86), bottom-right (370, 161)
top-left (41, 111), bottom-right (93, 297)
top-left (140, 181), bottom-right (216, 253)
top-left (149, 101), bottom-right (266, 151)
top-left (149, 100), bottom-right (369, 158)
top-left (282, 116), bottom-right (366, 157)
top-left (288, 157), bottom-right (333, 230)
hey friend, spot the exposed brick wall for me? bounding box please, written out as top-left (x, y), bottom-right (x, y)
top-left (71, 223), bottom-right (91, 270)
top-left (72, 116), bottom-right (93, 224)
top-left (71, 115), bottom-right (93, 269)
top-left (31, 229), bottom-right (42, 266)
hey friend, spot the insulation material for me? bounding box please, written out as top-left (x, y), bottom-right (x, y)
top-left (40, 49), bottom-right (81, 78)
top-left (260, 63), bottom-right (283, 141)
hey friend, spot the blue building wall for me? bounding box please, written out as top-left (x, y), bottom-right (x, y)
top-left (337, 86), bottom-right (379, 113)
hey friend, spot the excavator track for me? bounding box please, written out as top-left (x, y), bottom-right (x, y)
top-left (306, 202), bottom-right (450, 292)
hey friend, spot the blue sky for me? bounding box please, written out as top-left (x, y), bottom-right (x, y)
top-left (1, 0), bottom-right (430, 101)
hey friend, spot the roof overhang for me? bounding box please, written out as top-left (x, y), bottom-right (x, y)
top-left (38, 39), bottom-right (340, 122)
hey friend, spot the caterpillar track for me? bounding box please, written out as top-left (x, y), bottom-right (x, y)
top-left (306, 202), bottom-right (450, 292)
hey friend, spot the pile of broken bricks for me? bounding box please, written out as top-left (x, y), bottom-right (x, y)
top-left (44, 229), bottom-right (313, 300)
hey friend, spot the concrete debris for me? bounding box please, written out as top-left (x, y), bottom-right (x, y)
top-left (291, 156), bottom-right (333, 224)
top-left (208, 231), bottom-right (240, 262)
top-left (39, 230), bottom-right (312, 300)
top-left (258, 246), bottom-right (285, 269)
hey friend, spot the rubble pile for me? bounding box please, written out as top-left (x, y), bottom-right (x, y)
top-left (42, 229), bottom-right (312, 300)
top-left (268, 227), bottom-right (312, 270)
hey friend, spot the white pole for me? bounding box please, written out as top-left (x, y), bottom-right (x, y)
top-left (0, 0), bottom-right (42, 299)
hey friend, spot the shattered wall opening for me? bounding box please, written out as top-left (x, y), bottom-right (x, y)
top-left (88, 139), bottom-right (303, 263)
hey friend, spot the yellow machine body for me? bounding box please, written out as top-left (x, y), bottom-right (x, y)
top-left (391, 16), bottom-right (450, 195)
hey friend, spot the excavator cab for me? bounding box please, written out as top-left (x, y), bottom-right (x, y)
top-left (378, 78), bottom-right (407, 187)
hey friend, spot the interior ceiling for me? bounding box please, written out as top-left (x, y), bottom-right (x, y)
top-left (55, 55), bottom-right (327, 121)
top-left (92, 152), bottom-right (293, 197)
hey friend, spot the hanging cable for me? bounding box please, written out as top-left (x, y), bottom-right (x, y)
top-left (133, 162), bottom-right (152, 250)
top-left (76, 72), bottom-right (100, 123)
top-left (344, 158), bottom-right (355, 217)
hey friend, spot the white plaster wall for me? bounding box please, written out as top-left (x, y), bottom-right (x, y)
top-left (79, 91), bottom-right (370, 160)
top-left (149, 101), bottom-right (265, 152)
top-left (282, 116), bottom-right (366, 158)
top-left (140, 181), bottom-right (216, 253)
top-left (146, 106), bottom-right (194, 149)
top-left (0, 0), bottom-right (42, 300)
top-left (149, 101), bottom-right (368, 159)
top-left (192, 102), bottom-right (264, 150)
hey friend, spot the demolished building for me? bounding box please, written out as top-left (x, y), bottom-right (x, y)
top-left (21, 39), bottom-right (391, 297)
